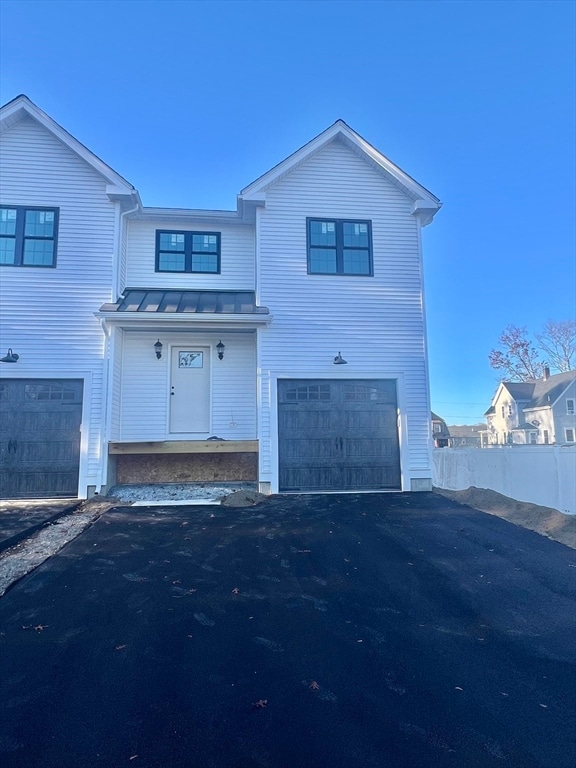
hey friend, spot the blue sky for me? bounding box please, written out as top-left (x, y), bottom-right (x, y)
top-left (1, 0), bottom-right (574, 424)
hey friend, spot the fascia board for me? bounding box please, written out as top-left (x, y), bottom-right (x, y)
top-left (138, 207), bottom-right (245, 225)
top-left (96, 312), bottom-right (271, 327)
top-left (0, 96), bottom-right (136, 194)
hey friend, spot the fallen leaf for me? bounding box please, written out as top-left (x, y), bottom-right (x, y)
top-left (539, 703), bottom-right (548, 709)
top-left (129, 756), bottom-right (138, 761)
top-left (252, 699), bottom-right (268, 709)
top-left (115, 645), bottom-right (127, 651)
top-left (454, 686), bottom-right (464, 691)
top-left (232, 588), bottom-right (240, 595)
top-left (309, 681), bottom-right (320, 691)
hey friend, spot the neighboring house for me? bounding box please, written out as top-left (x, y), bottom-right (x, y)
top-left (431, 412), bottom-right (450, 447)
top-left (482, 368), bottom-right (576, 446)
top-left (0, 95), bottom-right (441, 499)
top-left (447, 424), bottom-right (484, 448)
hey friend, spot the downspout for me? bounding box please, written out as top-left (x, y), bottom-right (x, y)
top-left (97, 199), bottom-right (138, 492)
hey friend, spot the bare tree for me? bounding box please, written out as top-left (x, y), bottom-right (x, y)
top-left (489, 325), bottom-right (544, 381)
top-left (536, 320), bottom-right (576, 373)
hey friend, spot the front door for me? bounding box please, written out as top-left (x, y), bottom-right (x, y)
top-left (169, 347), bottom-right (210, 433)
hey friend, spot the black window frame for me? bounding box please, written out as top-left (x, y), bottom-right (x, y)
top-left (155, 230), bottom-right (221, 274)
top-left (306, 218), bottom-right (373, 276)
top-left (0, 205), bottom-right (59, 268)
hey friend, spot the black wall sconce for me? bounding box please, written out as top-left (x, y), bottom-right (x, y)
top-left (1, 348), bottom-right (19, 363)
top-left (216, 340), bottom-right (225, 360)
top-left (333, 351), bottom-right (347, 365)
top-left (154, 339), bottom-right (163, 359)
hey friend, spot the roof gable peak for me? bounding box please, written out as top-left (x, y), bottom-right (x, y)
top-left (239, 120), bottom-right (441, 225)
top-left (0, 94), bottom-right (138, 202)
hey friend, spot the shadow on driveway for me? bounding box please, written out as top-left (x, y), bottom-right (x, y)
top-left (0, 492), bottom-right (574, 768)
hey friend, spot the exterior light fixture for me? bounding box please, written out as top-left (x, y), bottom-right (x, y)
top-left (333, 352), bottom-right (347, 365)
top-left (154, 339), bottom-right (163, 359)
top-left (0, 348), bottom-right (19, 363)
top-left (216, 340), bottom-right (225, 360)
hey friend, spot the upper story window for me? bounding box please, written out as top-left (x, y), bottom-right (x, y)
top-left (565, 428), bottom-right (575, 443)
top-left (433, 422), bottom-right (442, 433)
top-left (156, 231), bottom-right (220, 273)
top-left (567, 398), bottom-right (575, 415)
top-left (307, 219), bottom-right (373, 276)
top-left (0, 206), bottom-right (59, 267)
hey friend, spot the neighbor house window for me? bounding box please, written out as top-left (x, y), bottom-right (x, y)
top-left (567, 399), bottom-right (575, 415)
top-left (156, 231), bottom-right (220, 273)
top-left (529, 432), bottom-right (537, 444)
top-left (543, 430), bottom-right (549, 444)
top-left (307, 219), bottom-right (373, 275)
top-left (433, 423), bottom-right (442, 433)
top-left (566, 429), bottom-right (575, 443)
top-left (507, 404), bottom-right (513, 416)
top-left (0, 206), bottom-right (59, 267)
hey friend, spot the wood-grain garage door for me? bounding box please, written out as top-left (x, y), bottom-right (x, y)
top-left (0, 379), bottom-right (83, 499)
top-left (278, 379), bottom-right (400, 492)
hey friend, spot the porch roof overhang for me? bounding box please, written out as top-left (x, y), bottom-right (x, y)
top-left (96, 289), bottom-right (271, 330)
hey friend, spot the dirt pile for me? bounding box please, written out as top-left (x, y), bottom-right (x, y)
top-left (434, 486), bottom-right (576, 549)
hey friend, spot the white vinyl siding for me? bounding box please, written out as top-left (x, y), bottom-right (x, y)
top-left (0, 116), bottom-right (117, 492)
top-left (125, 219), bottom-right (255, 290)
top-left (255, 139), bottom-right (430, 489)
top-left (117, 332), bottom-right (256, 441)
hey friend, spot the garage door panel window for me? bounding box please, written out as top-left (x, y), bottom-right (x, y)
top-left (0, 207), bottom-right (58, 267)
top-left (307, 219), bottom-right (373, 276)
top-left (284, 384), bottom-right (331, 401)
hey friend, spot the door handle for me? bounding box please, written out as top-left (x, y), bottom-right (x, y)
top-left (340, 437), bottom-right (344, 452)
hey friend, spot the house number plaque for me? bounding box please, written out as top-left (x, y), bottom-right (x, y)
top-left (178, 351), bottom-right (203, 368)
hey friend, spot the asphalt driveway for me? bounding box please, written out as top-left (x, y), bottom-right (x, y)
top-left (0, 493), bottom-right (574, 768)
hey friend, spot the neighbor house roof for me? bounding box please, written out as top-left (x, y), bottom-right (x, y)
top-left (523, 371), bottom-right (576, 410)
top-left (489, 371), bottom-right (576, 412)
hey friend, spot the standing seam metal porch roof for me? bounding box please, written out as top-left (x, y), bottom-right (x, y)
top-left (100, 290), bottom-right (269, 315)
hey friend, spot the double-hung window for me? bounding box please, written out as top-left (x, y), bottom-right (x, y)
top-left (567, 398), bottom-right (575, 415)
top-left (307, 218), bottom-right (373, 275)
top-left (0, 206), bottom-right (59, 267)
top-left (156, 231), bottom-right (220, 273)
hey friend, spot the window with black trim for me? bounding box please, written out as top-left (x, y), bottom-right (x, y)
top-left (156, 231), bottom-right (220, 273)
top-left (0, 206), bottom-right (59, 267)
top-left (307, 218), bottom-right (372, 275)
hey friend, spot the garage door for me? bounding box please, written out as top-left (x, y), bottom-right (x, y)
top-left (278, 379), bottom-right (400, 492)
top-left (0, 379), bottom-right (83, 499)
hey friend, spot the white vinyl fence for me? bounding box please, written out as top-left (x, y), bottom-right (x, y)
top-left (433, 446), bottom-right (576, 515)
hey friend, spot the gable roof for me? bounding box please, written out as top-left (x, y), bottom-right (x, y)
top-left (523, 370), bottom-right (576, 410)
top-left (489, 371), bottom-right (576, 412)
top-left (0, 95), bottom-right (139, 204)
top-left (239, 120), bottom-right (441, 226)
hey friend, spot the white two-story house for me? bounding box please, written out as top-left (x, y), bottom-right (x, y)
top-left (1, 95), bottom-right (441, 498)
top-left (483, 368), bottom-right (576, 446)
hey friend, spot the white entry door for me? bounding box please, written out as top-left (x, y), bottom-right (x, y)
top-left (170, 347), bottom-right (210, 433)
